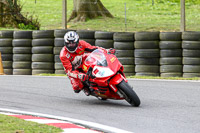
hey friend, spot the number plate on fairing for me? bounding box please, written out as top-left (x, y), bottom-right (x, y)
top-left (92, 66), bottom-right (114, 78)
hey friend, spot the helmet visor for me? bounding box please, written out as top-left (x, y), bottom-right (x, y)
top-left (67, 42), bottom-right (77, 47)
top-left (65, 42), bottom-right (78, 52)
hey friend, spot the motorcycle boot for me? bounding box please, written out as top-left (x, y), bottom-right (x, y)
top-left (73, 85), bottom-right (82, 93)
top-left (83, 86), bottom-right (97, 96)
top-left (83, 87), bottom-right (91, 96)
top-left (74, 89), bottom-right (81, 93)
top-left (73, 84), bottom-right (82, 93)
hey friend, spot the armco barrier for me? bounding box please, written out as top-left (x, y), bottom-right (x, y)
top-left (0, 30), bottom-right (200, 78)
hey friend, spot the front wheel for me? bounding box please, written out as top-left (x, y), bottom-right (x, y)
top-left (117, 80), bottom-right (140, 107)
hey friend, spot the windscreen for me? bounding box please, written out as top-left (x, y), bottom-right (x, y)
top-left (84, 49), bottom-right (107, 67)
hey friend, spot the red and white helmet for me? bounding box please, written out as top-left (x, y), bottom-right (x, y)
top-left (64, 31), bottom-right (79, 53)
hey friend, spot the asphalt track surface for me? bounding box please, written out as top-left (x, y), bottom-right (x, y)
top-left (0, 75), bottom-right (200, 133)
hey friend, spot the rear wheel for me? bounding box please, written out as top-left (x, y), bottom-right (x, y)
top-left (117, 80), bottom-right (140, 107)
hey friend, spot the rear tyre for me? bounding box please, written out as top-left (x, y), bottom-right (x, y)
top-left (117, 80), bottom-right (140, 107)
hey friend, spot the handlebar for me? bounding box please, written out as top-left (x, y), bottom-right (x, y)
top-left (86, 67), bottom-right (96, 79)
top-left (85, 67), bottom-right (94, 87)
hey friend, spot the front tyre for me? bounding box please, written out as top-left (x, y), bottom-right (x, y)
top-left (117, 80), bottom-right (140, 107)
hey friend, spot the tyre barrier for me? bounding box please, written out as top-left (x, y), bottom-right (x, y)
top-left (13, 31), bottom-right (32, 75)
top-left (135, 32), bottom-right (160, 76)
top-left (54, 29), bottom-right (71, 38)
top-left (77, 30), bottom-right (95, 46)
top-left (32, 30), bottom-right (54, 75)
top-left (95, 31), bottom-right (114, 48)
top-left (54, 30), bottom-right (68, 74)
top-left (135, 31), bottom-right (160, 41)
top-left (113, 32), bottom-right (135, 76)
top-left (182, 31), bottom-right (200, 78)
top-left (1, 30), bottom-right (200, 78)
top-left (159, 32), bottom-right (183, 77)
top-left (0, 31), bottom-right (13, 75)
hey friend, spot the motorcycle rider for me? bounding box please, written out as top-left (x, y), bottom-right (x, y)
top-left (60, 31), bottom-right (115, 94)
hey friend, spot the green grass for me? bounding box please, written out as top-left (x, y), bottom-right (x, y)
top-left (1, 0), bottom-right (200, 31)
top-left (36, 74), bottom-right (200, 80)
top-left (127, 75), bottom-right (200, 80)
top-left (0, 114), bottom-right (63, 133)
top-left (35, 73), bottom-right (66, 76)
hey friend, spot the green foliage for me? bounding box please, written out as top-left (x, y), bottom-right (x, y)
top-left (0, 0), bottom-right (40, 29)
top-left (18, 23), bottom-right (39, 30)
top-left (20, 23), bottom-right (39, 30)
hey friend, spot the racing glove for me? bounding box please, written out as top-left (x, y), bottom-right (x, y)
top-left (108, 48), bottom-right (116, 54)
top-left (78, 73), bottom-right (89, 82)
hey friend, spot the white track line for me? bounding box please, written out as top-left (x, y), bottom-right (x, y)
top-left (62, 128), bottom-right (100, 133)
top-left (25, 119), bottom-right (71, 124)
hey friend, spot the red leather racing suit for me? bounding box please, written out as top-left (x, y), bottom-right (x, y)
top-left (60, 40), bottom-right (99, 91)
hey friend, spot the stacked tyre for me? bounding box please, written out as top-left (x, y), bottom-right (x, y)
top-left (77, 30), bottom-right (95, 46)
top-left (159, 32), bottom-right (182, 77)
top-left (182, 31), bottom-right (200, 78)
top-left (114, 32), bottom-right (135, 76)
top-left (95, 31), bottom-right (114, 49)
top-left (12, 31), bottom-right (32, 75)
top-left (54, 29), bottom-right (69, 74)
top-left (0, 31), bottom-right (13, 75)
top-left (134, 32), bottom-right (160, 76)
top-left (32, 30), bottom-right (54, 75)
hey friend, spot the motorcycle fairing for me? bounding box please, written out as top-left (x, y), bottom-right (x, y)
top-left (106, 54), bottom-right (123, 74)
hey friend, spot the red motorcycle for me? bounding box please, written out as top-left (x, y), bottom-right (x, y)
top-left (81, 49), bottom-right (140, 107)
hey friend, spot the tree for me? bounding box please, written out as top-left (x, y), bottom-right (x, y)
top-left (0, 0), bottom-right (40, 29)
top-left (68, 0), bottom-right (113, 22)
